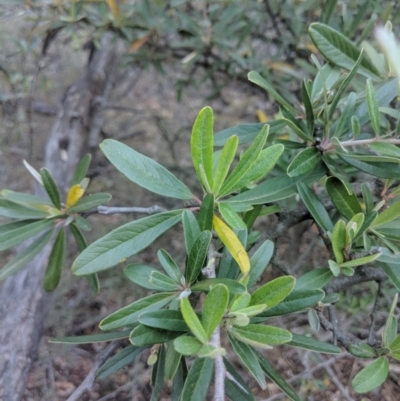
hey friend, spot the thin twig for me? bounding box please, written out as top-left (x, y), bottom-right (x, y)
top-left (96, 205), bottom-right (168, 215)
top-left (66, 341), bottom-right (120, 401)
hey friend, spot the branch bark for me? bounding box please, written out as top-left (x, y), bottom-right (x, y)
top-left (0, 32), bottom-right (117, 401)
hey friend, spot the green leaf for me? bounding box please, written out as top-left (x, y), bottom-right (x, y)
top-left (0, 228), bottom-right (55, 281)
top-left (340, 252), bottom-right (381, 268)
top-left (72, 154), bottom-right (91, 186)
top-left (23, 159), bottom-right (43, 185)
top-left (295, 269), bottom-right (333, 290)
top-left (150, 345), bottom-right (165, 401)
top-left (124, 264), bottom-right (167, 290)
top-left (165, 342), bottom-right (182, 380)
top-left (287, 148), bottom-right (321, 177)
top-left (339, 154), bottom-right (400, 179)
top-left (352, 357), bottom-right (389, 393)
top-left (150, 271), bottom-right (181, 291)
top-left (380, 264), bottom-right (400, 295)
top-left (287, 334), bottom-right (341, 354)
top-left (43, 228), bottom-right (66, 292)
top-left (230, 325), bottom-right (292, 347)
top-left (1, 190), bottom-right (53, 207)
top-left (308, 23), bottom-right (380, 79)
top-left (351, 115), bottom-right (361, 138)
top-left (97, 345), bottom-right (144, 379)
top-left (331, 220), bottom-right (346, 264)
top-left (0, 198), bottom-right (50, 219)
top-left (248, 71), bottom-right (298, 114)
top-left (185, 230), bottom-right (212, 284)
top-left (66, 193), bottom-right (111, 213)
top-left (383, 294), bottom-right (398, 347)
top-left (100, 293), bottom-right (177, 331)
top-left (281, 108), bottom-right (311, 142)
top-left (326, 177), bottom-right (362, 220)
top-left (333, 92), bottom-right (357, 139)
top-left (157, 249), bottom-right (182, 283)
top-left (182, 210), bottom-right (201, 254)
top-left (197, 194), bottom-right (214, 232)
top-left (72, 210), bottom-right (183, 275)
top-left (181, 297), bottom-right (208, 343)
top-left (218, 203), bottom-right (247, 230)
top-left (191, 278), bottom-right (246, 294)
top-left (202, 284), bottom-right (229, 338)
top-left (349, 343), bottom-right (376, 358)
top-left (250, 276), bottom-right (295, 308)
top-left (328, 259), bottom-right (341, 276)
top-left (297, 182), bottom-right (334, 232)
top-left (366, 79), bottom-right (381, 136)
top-left (212, 135), bottom-right (238, 195)
top-left (247, 240), bottom-right (274, 288)
top-left (257, 353), bottom-right (301, 401)
top-left (100, 139), bottom-right (193, 200)
top-left (139, 310), bottom-right (189, 331)
top-left (180, 357), bottom-right (214, 401)
top-left (191, 106), bottom-right (214, 191)
top-left (174, 335), bottom-right (203, 356)
top-left (302, 80), bottom-right (314, 135)
top-left (171, 360), bottom-right (186, 401)
top-left (370, 142), bottom-right (400, 158)
top-left (130, 325), bottom-right (183, 346)
top-left (0, 219), bottom-right (55, 252)
top-left (224, 358), bottom-right (256, 401)
top-left (220, 143), bottom-right (284, 196)
top-left (75, 215), bottom-right (91, 231)
top-left (40, 168), bottom-right (62, 209)
top-left (228, 333), bottom-right (266, 389)
top-left (219, 125), bottom-right (268, 197)
top-left (226, 164), bottom-right (327, 207)
top-left (50, 330), bottom-right (130, 344)
top-left (311, 63), bottom-right (341, 101)
top-left (389, 335), bottom-right (400, 352)
top-left (308, 308), bottom-right (320, 332)
top-left (372, 202), bottom-right (400, 227)
top-left (255, 289), bottom-right (325, 319)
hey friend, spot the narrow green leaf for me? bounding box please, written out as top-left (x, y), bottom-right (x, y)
top-left (124, 264), bottom-right (167, 290)
top-left (255, 289), bottom-right (325, 319)
top-left (139, 310), bottom-right (189, 332)
top-left (0, 198), bottom-right (50, 219)
top-left (366, 79), bottom-right (381, 136)
top-left (0, 219), bottom-right (54, 252)
top-left (349, 343), bottom-right (376, 358)
top-left (212, 135), bottom-right (238, 195)
top-left (150, 345), bottom-right (166, 401)
top-left (308, 308), bottom-right (320, 332)
top-left (250, 276), bottom-right (295, 308)
top-left (181, 297), bottom-right (208, 343)
top-left (333, 92), bottom-right (357, 139)
top-left (197, 194), bottom-right (214, 232)
top-left (302, 80), bottom-right (314, 134)
top-left (295, 269), bottom-right (333, 290)
top-left (185, 230), bottom-right (212, 284)
top-left (370, 142), bottom-right (400, 158)
top-left (287, 148), bottom-right (321, 177)
top-left (150, 271), bottom-right (180, 291)
top-left (157, 249), bottom-right (182, 283)
top-left (248, 71), bottom-right (298, 114)
top-left (351, 115), bottom-right (361, 138)
top-left (43, 228), bottom-right (66, 292)
top-left (247, 240), bottom-right (274, 288)
top-left (331, 220), bottom-right (346, 264)
top-left (220, 143), bottom-right (283, 195)
top-left (75, 215), bottom-right (91, 231)
top-left (257, 353), bottom-right (301, 401)
top-left (340, 252), bottom-right (381, 268)
top-left (130, 325), bottom-right (183, 346)
top-left (0, 228), bottom-right (55, 281)
top-left (40, 168), bottom-right (61, 209)
top-left (297, 182), bottom-right (334, 232)
top-left (191, 278), bottom-right (246, 294)
top-left (182, 210), bottom-right (201, 254)
top-left (72, 154), bottom-right (91, 186)
top-left (224, 358), bottom-right (256, 401)
top-left (72, 210), bottom-right (183, 275)
top-left (191, 106), bottom-right (214, 191)
top-left (180, 357), bottom-right (214, 401)
top-left (328, 259), bottom-right (341, 276)
top-left (218, 203), bottom-right (247, 231)
top-left (100, 139), bottom-right (193, 200)
top-left (228, 333), bottom-right (266, 389)
top-left (372, 202), bottom-right (400, 227)
top-left (202, 284), bottom-right (229, 338)
top-left (389, 335), bottom-right (400, 352)
top-left (1, 190), bottom-right (53, 207)
top-left (326, 177), bottom-right (362, 220)
top-left (308, 23), bottom-right (380, 79)
top-left (230, 325), bottom-right (292, 347)
top-left (171, 360), bottom-right (187, 401)
top-left (66, 193), bottom-right (111, 213)
top-left (311, 63), bottom-right (341, 102)
top-left (383, 294), bottom-right (398, 348)
top-left (174, 336), bottom-right (203, 356)
top-left (50, 330), bottom-right (131, 344)
top-left (339, 155), bottom-right (400, 179)
top-left (165, 342), bottom-right (182, 380)
top-left (287, 334), bottom-right (341, 354)
top-left (352, 357), bottom-right (389, 393)
top-left (219, 125), bottom-right (268, 197)
top-left (281, 109), bottom-right (312, 142)
top-left (100, 293), bottom-right (177, 331)
top-left (97, 345), bottom-right (144, 379)
top-left (23, 159), bottom-right (43, 185)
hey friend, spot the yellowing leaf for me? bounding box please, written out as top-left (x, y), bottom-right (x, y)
top-left (213, 215), bottom-right (250, 274)
top-left (256, 109), bottom-right (268, 123)
top-left (129, 33), bottom-right (151, 53)
top-left (106, 0), bottom-right (120, 18)
top-left (66, 185), bottom-right (85, 209)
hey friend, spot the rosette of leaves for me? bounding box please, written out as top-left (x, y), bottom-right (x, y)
top-left (0, 155), bottom-right (111, 291)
